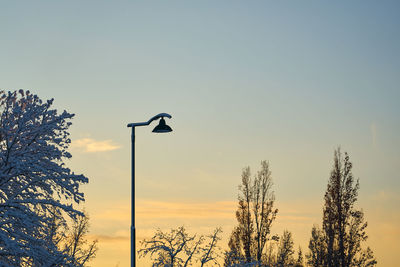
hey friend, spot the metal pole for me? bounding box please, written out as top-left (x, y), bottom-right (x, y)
top-left (131, 127), bottom-right (136, 267)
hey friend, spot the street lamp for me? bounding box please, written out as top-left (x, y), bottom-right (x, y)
top-left (127, 113), bottom-right (173, 267)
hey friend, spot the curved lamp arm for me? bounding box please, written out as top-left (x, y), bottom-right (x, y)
top-left (127, 113), bottom-right (172, 128)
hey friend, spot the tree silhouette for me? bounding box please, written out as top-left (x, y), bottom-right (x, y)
top-left (276, 230), bottom-right (295, 267)
top-left (139, 226), bottom-right (222, 266)
top-left (199, 227), bottom-right (223, 266)
top-left (225, 161), bottom-right (278, 265)
top-left (63, 212), bottom-right (98, 266)
top-left (307, 148), bottom-right (377, 267)
top-left (306, 225), bottom-right (326, 266)
top-left (294, 246), bottom-right (304, 267)
top-left (45, 209), bottom-right (98, 266)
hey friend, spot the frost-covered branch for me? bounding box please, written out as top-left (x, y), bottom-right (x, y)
top-left (0, 90), bottom-right (89, 266)
top-left (139, 226), bottom-right (223, 266)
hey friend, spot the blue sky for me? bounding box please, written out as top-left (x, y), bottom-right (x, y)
top-left (1, 1), bottom-right (399, 266)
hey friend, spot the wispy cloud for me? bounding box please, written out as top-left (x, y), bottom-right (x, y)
top-left (92, 200), bottom-right (236, 224)
top-left (71, 138), bottom-right (121, 152)
top-left (136, 200), bottom-right (236, 220)
top-left (91, 200), bottom-right (320, 229)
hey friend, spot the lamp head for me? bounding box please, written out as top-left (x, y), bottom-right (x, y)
top-left (152, 117), bottom-right (173, 133)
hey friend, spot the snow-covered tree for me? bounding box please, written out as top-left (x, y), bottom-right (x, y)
top-left (0, 90), bottom-right (88, 266)
top-left (139, 226), bottom-right (222, 266)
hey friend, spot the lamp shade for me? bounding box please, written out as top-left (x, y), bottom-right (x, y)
top-left (152, 117), bottom-right (173, 133)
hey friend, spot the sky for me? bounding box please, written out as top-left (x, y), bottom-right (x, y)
top-left (1, 1), bottom-right (400, 266)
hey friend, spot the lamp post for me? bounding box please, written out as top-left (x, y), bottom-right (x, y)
top-left (127, 113), bottom-right (173, 267)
